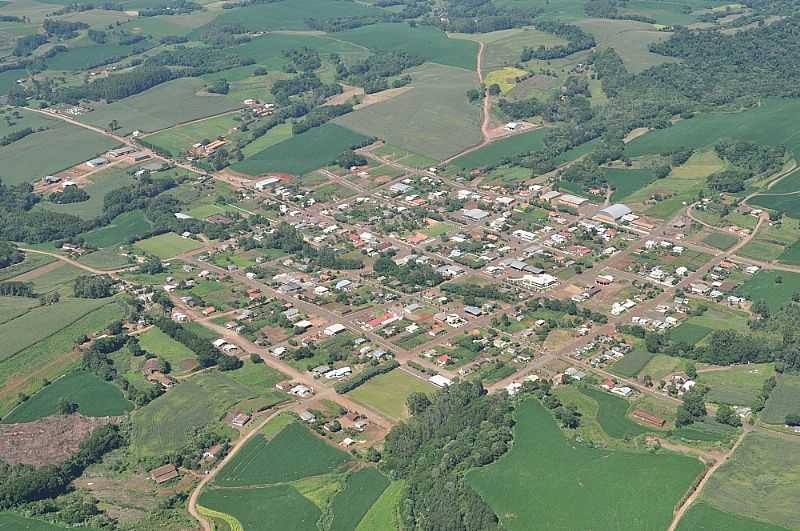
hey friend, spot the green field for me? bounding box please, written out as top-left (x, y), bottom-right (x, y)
top-left (200, 0), bottom-right (383, 31)
top-left (736, 270), bottom-right (800, 312)
top-left (224, 359), bottom-right (286, 396)
top-left (673, 417), bottom-right (738, 443)
top-left (0, 252), bottom-right (55, 282)
top-left (78, 247), bottom-right (131, 270)
top-left (355, 480), bottom-right (405, 531)
top-left (143, 114), bottom-right (239, 157)
top-left (579, 386), bottom-right (649, 439)
top-left (78, 78), bottom-right (242, 135)
top-left (671, 322), bottom-right (713, 344)
top-left (138, 327), bottom-right (198, 374)
top-left (38, 165), bottom-right (137, 220)
top-left (467, 399), bottom-right (704, 531)
top-left (330, 468), bottom-right (390, 531)
top-left (199, 484), bottom-right (320, 531)
top-left (0, 512), bottom-right (102, 530)
top-left (677, 502), bottom-right (790, 531)
top-left (605, 167), bottom-right (663, 202)
top-left (703, 432), bottom-right (800, 530)
top-left (232, 123), bottom-right (369, 176)
top-left (231, 33), bottom-right (369, 70)
top-left (0, 296), bottom-right (40, 325)
top-left (702, 231), bottom-right (740, 251)
top-left (761, 374), bottom-right (800, 425)
top-left (336, 63), bottom-right (481, 161)
top-left (699, 364), bottom-right (774, 406)
top-left (610, 347), bottom-right (655, 377)
top-left (44, 41), bottom-right (153, 71)
top-left (778, 241), bottom-right (800, 265)
top-left (241, 123), bottom-right (293, 158)
top-left (215, 421), bottom-right (350, 486)
top-left (464, 27), bottom-right (567, 72)
top-left (0, 111), bottom-right (118, 186)
top-left (3, 370), bottom-right (131, 423)
top-left (81, 210), bottom-right (154, 248)
top-left (336, 23), bottom-right (478, 71)
top-left (348, 369), bottom-right (435, 420)
top-left (135, 232), bottom-right (204, 258)
top-left (450, 128), bottom-right (547, 170)
top-left (767, 167), bottom-right (800, 194)
top-left (749, 193), bottom-right (800, 219)
top-left (576, 18), bottom-right (677, 73)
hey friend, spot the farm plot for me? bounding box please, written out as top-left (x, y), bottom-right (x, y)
top-left (199, 485), bottom-right (320, 531)
top-left (0, 296), bottom-right (39, 325)
top-left (336, 63), bottom-right (482, 161)
top-left (2, 370), bottom-right (132, 423)
top-left (329, 468), bottom-right (391, 531)
top-left (778, 240), bottom-right (800, 265)
top-left (0, 512), bottom-right (102, 530)
top-left (702, 231), bottom-right (739, 250)
top-left (450, 128), bottom-right (547, 170)
top-left (467, 399), bottom-right (704, 531)
top-left (355, 480), bottom-right (405, 531)
top-left (215, 421), bottom-right (350, 486)
top-left (81, 210), bottom-right (154, 249)
top-left (37, 165), bottom-right (137, 220)
top-left (348, 369), bottom-right (436, 420)
top-left (610, 346), bottom-right (655, 377)
top-left (766, 167), bottom-right (800, 194)
top-left (44, 40), bottom-right (154, 71)
top-left (142, 114), bottom-right (239, 157)
top-left (736, 270), bottom-right (800, 312)
top-left (579, 386), bottom-right (649, 439)
top-left (678, 502), bottom-right (791, 531)
top-left (673, 417), bottom-right (738, 444)
top-left (749, 193), bottom-right (800, 219)
top-left (576, 18), bottom-right (677, 73)
top-left (761, 374), bottom-right (800, 425)
top-left (135, 232), bottom-right (204, 259)
top-left (698, 363), bottom-right (774, 406)
top-left (137, 327), bottom-right (198, 375)
top-left (0, 252), bottom-right (55, 282)
top-left (241, 123), bottom-right (293, 158)
top-left (462, 27), bottom-right (567, 72)
top-left (702, 432), bottom-right (800, 530)
top-left (231, 123), bottom-right (370, 176)
top-left (605, 167), bottom-right (663, 202)
top-left (231, 33), bottom-right (369, 70)
top-left (336, 23), bottom-right (479, 71)
top-left (27, 263), bottom-right (85, 295)
top-left (78, 78), bottom-right (242, 135)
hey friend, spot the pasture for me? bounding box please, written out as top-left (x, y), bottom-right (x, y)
top-left (467, 399), bottom-right (704, 531)
top-left (749, 193), bottom-right (800, 219)
top-left (778, 241), bottom-right (800, 265)
top-left (450, 128), bottom-right (547, 170)
top-left (142, 113), bottom-right (239, 157)
top-left (232, 123), bottom-right (369, 176)
top-left (761, 374), bottom-right (800, 425)
top-left (2, 370), bottom-right (131, 423)
top-left (78, 78), bottom-right (242, 135)
top-left (199, 485), bottom-right (320, 531)
top-left (461, 27), bottom-right (567, 72)
top-left (640, 354), bottom-right (689, 381)
top-left (736, 270), bottom-right (800, 312)
top-left (698, 363), bottom-right (774, 406)
top-left (673, 417), bottom-right (737, 444)
top-left (605, 167), bottom-right (662, 202)
top-left (38, 164), bottom-right (137, 220)
top-left (485, 67), bottom-right (528, 94)
top-left (579, 386), bottom-right (649, 439)
top-left (0, 296), bottom-right (39, 325)
top-left (767, 167), bottom-right (800, 194)
top-left (348, 369), bottom-right (435, 420)
top-left (335, 63), bottom-right (482, 161)
top-left (45, 41), bottom-right (153, 71)
top-left (0, 252), bottom-right (55, 282)
top-left (337, 23), bottom-right (478, 71)
top-left (576, 18), bottom-right (677, 73)
top-left (224, 359), bottom-right (286, 396)
top-left (330, 468), bottom-right (390, 531)
top-left (703, 432), bottom-right (800, 530)
top-left (355, 480), bottom-right (405, 531)
top-left (135, 232), bottom-right (203, 259)
top-left (671, 322), bottom-right (713, 344)
top-left (231, 33), bottom-right (369, 70)
top-left (0, 512), bottom-right (101, 530)
top-left (215, 421), bottom-right (350, 486)
top-left (241, 123), bottom-right (292, 158)
top-left (678, 502), bottom-right (790, 531)
top-left (81, 210), bottom-right (154, 248)
top-left (77, 247), bottom-right (131, 270)
top-left (28, 263), bottom-right (85, 295)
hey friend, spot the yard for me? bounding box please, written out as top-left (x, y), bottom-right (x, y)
top-left (135, 232), bottom-right (204, 259)
top-left (348, 369), bottom-right (436, 420)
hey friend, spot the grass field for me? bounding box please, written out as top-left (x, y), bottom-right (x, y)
top-left (44, 40), bottom-right (153, 71)
top-left (736, 270), bottom-right (800, 312)
top-left (78, 78), bottom-right (242, 135)
top-left (640, 354), bottom-right (689, 381)
top-left (673, 417), bottom-right (738, 443)
top-left (232, 123), bottom-right (369, 176)
top-left (78, 247), bottom-right (131, 270)
top-left (330, 468), bottom-right (390, 531)
top-left (749, 193), bottom-right (800, 219)
top-left (761, 374), bottom-right (800, 425)
top-left (450, 128), bottom-right (547, 170)
top-left (336, 63), bottom-right (481, 161)
top-left (579, 386), bottom-right (649, 439)
top-left (137, 327), bottom-right (198, 374)
top-left (354, 479), bottom-right (404, 531)
top-left (143, 114), bottom-right (239, 157)
top-left (230, 33), bottom-right (369, 70)
top-left (199, 0), bottom-right (384, 31)
top-left (0, 110), bottom-right (118, 186)
top-left (241, 123), bottom-right (293, 158)
top-left (0, 512), bottom-right (102, 530)
top-left (224, 359), bottom-right (286, 396)
top-left (28, 263), bottom-right (85, 295)
top-left (778, 240), bottom-right (800, 265)
top-left (135, 232), bottom-right (203, 259)
top-left (3, 370), bottom-right (131, 423)
top-left (81, 210), bottom-right (154, 249)
top-left (485, 66), bottom-right (528, 94)
top-left (610, 347), bottom-right (655, 377)
top-left (605, 167), bottom-right (663, 202)
top-left (462, 27), bottom-right (567, 72)
top-left (467, 399), bottom-right (704, 531)
top-left (677, 502), bottom-right (790, 531)
top-left (199, 485), bottom-right (320, 531)
top-left (215, 421), bottom-right (350, 486)
top-left (38, 165), bottom-right (137, 220)
top-left (576, 18), bottom-right (677, 73)
top-left (337, 23), bottom-right (478, 71)
top-left (348, 369), bottom-right (435, 420)
top-left (703, 432), bottom-right (800, 530)
top-left (766, 167), bottom-right (800, 194)
top-left (0, 252), bottom-right (55, 282)
top-left (671, 322), bottom-right (713, 344)
top-left (0, 296), bottom-right (40, 325)
top-left (698, 363), bottom-right (774, 406)
top-left (0, 300), bottom-right (123, 417)
top-left (702, 231), bottom-right (740, 250)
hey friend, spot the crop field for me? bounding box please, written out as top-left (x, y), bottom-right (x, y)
top-left (77, 247), bottom-right (131, 270)
top-left (703, 432), bottom-right (800, 530)
top-left (0, 296), bottom-right (39, 325)
top-left (0, 301), bottom-right (123, 418)
top-left (605, 167), bottom-right (662, 202)
top-left (462, 27), bottom-right (567, 72)
top-left (44, 41), bottom-right (154, 71)
top-left (241, 123), bottom-right (293, 158)
top-left (215, 421), bottom-right (350, 486)
top-left (576, 19), bottom-right (677, 73)
top-left (28, 263), bottom-right (85, 295)
top-left (355, 480), bottom-right (404, 531)
top-left (0, 298), bottom-right (110, 363)
top-left (736, 270), bottom-right (800, 312)
top-left (0, 113), bottom-right (118, 186)
top-left (336, 63), bottom-right (481, 161)
top-left (761, 374), bottom-right (800, 425)
top-left (231, 33), bottom-right (369, 70)
top-left (450, 128), bottom-right (547, 170)
top-left (671, 303), bottom-right (749, 345)
top-left (767, 167), bottom-right (800, 194)
top-left (749, 193), bottom-right (800, 219)
top-left (135, 232), bottom-right (204, 258)
top-left (673, 417), bottom-right (737, 443)
top-left (81, 210), bottom-right (154, 249)
top-left (142, 114), bottom-right (239, 157)
top-left (0, 512), bottom-right (101, 530)
top-left (467, 399), bottom-right (704, 531)
top-left (199, 484), bottom-right (320, 531)
top-left (130, 370), bottom-right (255, 456)
top-left (702, 231), bottom-right (739, 250)
top-left (671, 322), bottom-right (713, 344)
top-left (2, 370), bottom-right (131, 423)
top-left (698, 363), bottom-right (774, 406)
top-left (778, 240), bottom-right (800, 265)
top-left (38, 165), bottom-right (137, 220)
top-left (493, 0), bottom-right (586, 19)
top-left (337, 23), bottom-right (478, 71)
top-left (0, 252), bottom-right (55, 282)
top-left (610, 347), bottom-right (655, 377)
top-left (348, 369), bottom-right (435, 419)
top-left (579, 387), bottom-right (649, 439)
top-left (137, 328), bottom-right (198, 374)
top-left (232, 123), bottom-right (369, 176)
top-left (78, 78), bottom-right (242, 135)
top-left (0, 68), bottom-right (27, 93)
top-left (640, 354), bottom-right (688, 381)
top-left (678, 502), bottom-right (790, 531)
top-left (224, 359), bottom-right (286, 395)
top-left (330, 468), bottom-right (390, 531)
top-left (485, 67), bottom-right (528, 94)
top-left (200, 0), bottom-right (384, 32)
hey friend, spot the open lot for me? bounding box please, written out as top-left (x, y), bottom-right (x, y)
top-left (348, 369), bottom-right (435, 420)
top-left (467, 399), bottom-right (704, 531)
top-left (134, 232), bottom-right (204, 259)
top-left (698, 363), bottom-right (774, 406)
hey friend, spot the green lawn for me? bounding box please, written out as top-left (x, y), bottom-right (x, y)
top-left (699, 363), bottom-right (774, 406)
top-left (135, 232), bottom-right (204, 259)
top-left (3, 370), bottom-right (131, 423)
top-left (330, 468), bottom-right (390, 531)
top-left (348, 369), bottom-right (435, 420)
top-left (677, 502), bottom-right (790, 531)
top-left (467, 399), bottom-right (704, 531)
top-left (761, 374), bottom-right (800, 425)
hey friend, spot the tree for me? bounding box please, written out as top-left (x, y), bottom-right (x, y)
top-left (250, 353), bottom-right (263, 364)
top-left (58, 398), bottom-right (78, 415)
top-left (466, 88), bottom-right (482, 102)
top-left (686, 362), bottom-right (697, 379)
top-left (73, 275), bottom-right (114, 298)
top-left (716, 404), bottom-right (741, 427)
top-left (785, 414), bottom-right (800, 426)
top-left (406, 392), bottom-right (431, 416)
top-left (675, 387), bottom-right (707, 427)
top-left (108, 119), bottom-right (119, 132)
top-left (488, 83), bottom-right (501, 96)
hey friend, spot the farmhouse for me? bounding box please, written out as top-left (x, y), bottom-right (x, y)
top-left (631, 409), bottom-right (666, 427)
top-left (85, 157), bottom-right (108, 168)
top-left (429, 374), bottom-right (453, 387)
top-left (150, 464), bottom-right (179, 484)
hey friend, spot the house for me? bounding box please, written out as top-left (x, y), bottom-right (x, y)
top-left (325, 366), bottom-right (352, 379)
top-left (324, 323), bottom-right (346, 336)
top-left (462, 208), bottom-right (490, 221)
top-left (299, 410), bottom-right (317, 423)
top-left (289, 384), bottom-right (313, 398)
top-left (42, 175), bottom-right (61, 184)
top-left (231, 413), bottom-right (251, 428)
top-left (150, 464), bottom-right (179, 484)
top-left (464, 305), bottom-right (482, 317)
top-left (564, 367), bottom-right (586, 381)
top-left (429, 374), bottom-right (453, 387)
top-left (610, 386), bottom-right (633, 397)
top-left (631, 409), bottom-right (666, 427)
